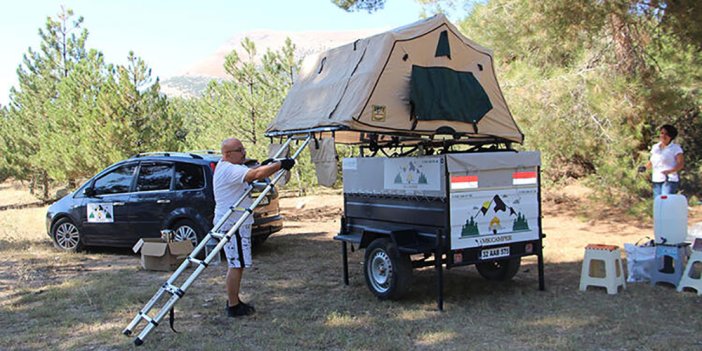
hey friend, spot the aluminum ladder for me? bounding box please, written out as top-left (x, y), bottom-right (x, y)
top-left (123, 135), bottom-right (311, 345)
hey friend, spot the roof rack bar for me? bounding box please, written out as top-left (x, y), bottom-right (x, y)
top-left (264, 126), bottom-right (345, 137)
top-left (188, 150), bottom-right (221, 155)
top-left (130, 152), bottom-right (204, 159)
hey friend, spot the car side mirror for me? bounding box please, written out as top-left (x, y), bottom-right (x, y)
top-left (83, 187), bottom-right (96, 197)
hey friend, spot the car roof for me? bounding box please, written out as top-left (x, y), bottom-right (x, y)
top-left (128, 152), bottom-right (221, 164)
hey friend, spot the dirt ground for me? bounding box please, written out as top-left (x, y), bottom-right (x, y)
top-left (1, 181), bottom-right (702, 350)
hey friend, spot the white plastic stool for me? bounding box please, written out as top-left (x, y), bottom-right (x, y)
top-left (677, 239), bottom-right (702, 295)
top-left (579, 244), bottom-right (626, 294)
top-left (650, 243), bottom-right (688, 287)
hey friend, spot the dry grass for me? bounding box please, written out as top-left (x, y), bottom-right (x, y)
top-left (0, 180), bottom-right (43, 208)
top-left (1, 183), bottom-right (702, 350)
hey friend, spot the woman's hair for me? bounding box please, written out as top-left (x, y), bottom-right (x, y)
top-left (660, 124), bottom-right (678, 140)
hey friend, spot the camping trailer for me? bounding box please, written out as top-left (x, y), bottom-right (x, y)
top-left (266, 14), bottom-right (544, 309)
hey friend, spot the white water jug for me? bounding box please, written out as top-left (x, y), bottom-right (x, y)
top-left (653, 194), bottom-right (688, 244)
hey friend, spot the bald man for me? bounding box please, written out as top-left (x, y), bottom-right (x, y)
top-left (213, 138), bottom-right (295, 317)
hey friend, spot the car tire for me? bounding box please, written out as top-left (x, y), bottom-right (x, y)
top-left (475, 257), bottom-right (521, 281)
top-left (51, 218), bottom-right (83, 252)
top-left (171, 219), bottom-right (204, 247)
top-left (364, 238), bottom-right (413, 300)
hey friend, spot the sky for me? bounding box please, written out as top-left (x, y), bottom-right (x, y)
top-left (0, 0), bottom-right (432, 106)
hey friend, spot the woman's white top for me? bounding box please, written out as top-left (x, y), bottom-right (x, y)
top-left (650, 142), bottom-right (683, 182)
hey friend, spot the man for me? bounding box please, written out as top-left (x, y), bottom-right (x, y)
top-left (213, 138), bottom-right (295, 317)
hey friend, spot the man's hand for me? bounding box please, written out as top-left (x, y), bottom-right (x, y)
top-left (280, 158), bottom-right (295, 170)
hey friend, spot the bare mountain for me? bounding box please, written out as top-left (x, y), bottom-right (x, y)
top-left (161, 29), bottom-right (381, 98)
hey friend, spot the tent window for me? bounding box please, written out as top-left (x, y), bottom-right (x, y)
top-left (435, 30), bottom-right (451, 59)
top-left (410, 65), bottom-right (493, 124)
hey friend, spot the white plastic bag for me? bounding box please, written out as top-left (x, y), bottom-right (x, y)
top-left (624, 239), bottom-right (656, 283)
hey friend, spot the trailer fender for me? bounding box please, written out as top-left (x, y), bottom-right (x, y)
top-left (359, 230), bottom-right (387, 250)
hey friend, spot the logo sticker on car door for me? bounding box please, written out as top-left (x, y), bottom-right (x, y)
top-left (87, 203), bottom-right (114, 223)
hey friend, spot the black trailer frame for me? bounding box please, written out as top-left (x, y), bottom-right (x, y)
top-left (334, 163), bottom-right (546, 310)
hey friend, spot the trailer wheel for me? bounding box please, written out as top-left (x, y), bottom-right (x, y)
top-left (476, 257), bottom-right (521, 281)
top-left (364, 238), bottom-right (412, 300)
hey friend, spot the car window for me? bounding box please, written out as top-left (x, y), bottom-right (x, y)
top-left (136, 162), bottom-right (173, 192)
top-left (175, 162), bottom-right (205, 190)
top-left (93, 164), bottom-right (137, 195)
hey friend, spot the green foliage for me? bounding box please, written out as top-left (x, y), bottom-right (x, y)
top-left (432, 0), bottom-right (702, 213)
top-left (331, 0), bottom-right (386, 13)
top-left (1, 8), bottom-right (181, 197)
top-left (173, 38), bottom-right (325, 193)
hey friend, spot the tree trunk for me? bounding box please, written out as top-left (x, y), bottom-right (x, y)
top-left (42, 171), bottom-right (49, 200)
top-left (608, 11), bottom-right (643, 75)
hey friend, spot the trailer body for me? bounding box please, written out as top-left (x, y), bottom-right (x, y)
top-left (336, 151), bottom-right (544, 306)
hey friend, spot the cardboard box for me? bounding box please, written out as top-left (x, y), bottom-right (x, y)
top-left (132, 238), bottom-right (194, 271)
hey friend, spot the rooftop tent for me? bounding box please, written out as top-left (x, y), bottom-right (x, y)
top-left (265, 14), bottom-right (523, 145)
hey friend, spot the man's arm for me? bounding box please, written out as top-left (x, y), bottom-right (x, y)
top-left (244, 162), bottom-right (282, 183)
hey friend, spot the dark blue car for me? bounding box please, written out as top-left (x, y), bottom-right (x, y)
top-left (46, 152), bottom-right (283, 252)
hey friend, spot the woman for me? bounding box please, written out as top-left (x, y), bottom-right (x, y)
top-left (646, 124), bottom-right (684, 198)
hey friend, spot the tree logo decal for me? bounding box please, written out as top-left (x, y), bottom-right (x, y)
top-left (461, 194), bottom-right (530, 237)
top-left (393, 161), bottom-right (428, 185)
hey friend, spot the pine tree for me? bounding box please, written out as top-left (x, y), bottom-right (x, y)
top-left (95, 51), bottom-right (183, 162)
top-left (5, 7), bottom-right (90, 196)
top-left (2, 8), bottom-right (182, 196)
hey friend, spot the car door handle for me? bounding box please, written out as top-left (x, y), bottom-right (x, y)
top-left (157, 199), bottom-right (171, 204)
top-left (113, 202), bottom-right (125, 206)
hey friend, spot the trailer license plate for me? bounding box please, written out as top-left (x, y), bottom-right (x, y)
top-left (480, 246), bottom-right (510, 260)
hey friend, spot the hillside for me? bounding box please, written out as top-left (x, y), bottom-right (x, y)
top-left (160, 29), bottom-right (381, 98)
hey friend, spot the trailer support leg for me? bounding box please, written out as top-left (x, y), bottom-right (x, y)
top-left (435, 229), bottom-right (444, 311)
top-left (537, 240), bottom-right (545, 291)
top-left (342, 241), bottom-right (349, 286)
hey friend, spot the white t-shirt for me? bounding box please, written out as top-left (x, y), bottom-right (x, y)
top-left (650, 142), bottom-right (683, 182)
top-left (213, 160), bottom-right (254, 229)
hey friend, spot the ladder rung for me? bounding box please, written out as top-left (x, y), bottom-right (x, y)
top-left (187, 257), bottom-right (208, 267)
top-left (140, 313), bottom-right (156, 325)
top-left (210, 232), bottom-right (225, 240)
top-left (163, 283), bottom-right (185, 297)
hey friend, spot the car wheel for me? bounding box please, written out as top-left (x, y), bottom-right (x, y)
top-left (172, 219), bottom-right (203, 246)
top-left (363, 238), bottom-right (412, 300)
top-left (475, 257), bottom-right (521, 281)
top-left (52, 218), bottom-right (83, 252)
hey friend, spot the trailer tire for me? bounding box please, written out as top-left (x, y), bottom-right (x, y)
top-left (364, 238), bottom-right (412, 300)
top-left (476, 257), bottom-right (521, 281)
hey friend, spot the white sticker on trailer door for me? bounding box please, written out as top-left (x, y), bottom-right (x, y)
top-left (383, 157), bottom-right (442, 191)
top-left (450, 187), bottom-right (539, 250)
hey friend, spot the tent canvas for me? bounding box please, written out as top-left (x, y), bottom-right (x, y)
top-left (266, 14), bottom-right (523, 144)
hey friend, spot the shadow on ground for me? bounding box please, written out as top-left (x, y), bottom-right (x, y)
top-left (3, 226), bottom-right (702, 351)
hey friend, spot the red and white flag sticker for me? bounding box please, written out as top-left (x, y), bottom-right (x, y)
top-left (451, 175), bottom-right (478, 190)
top-left (513, 171), bottom-right (537, 185)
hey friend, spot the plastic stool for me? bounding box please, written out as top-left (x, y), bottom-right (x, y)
top-left (650, 243), bottom-right (688, 287)
top-left (579, 244), bottom-right (626, 294)
top-left (677, 239), bottom-right (702, 295)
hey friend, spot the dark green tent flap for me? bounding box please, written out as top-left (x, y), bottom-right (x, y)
top-left (410, 65), bottom-right (493, 124)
